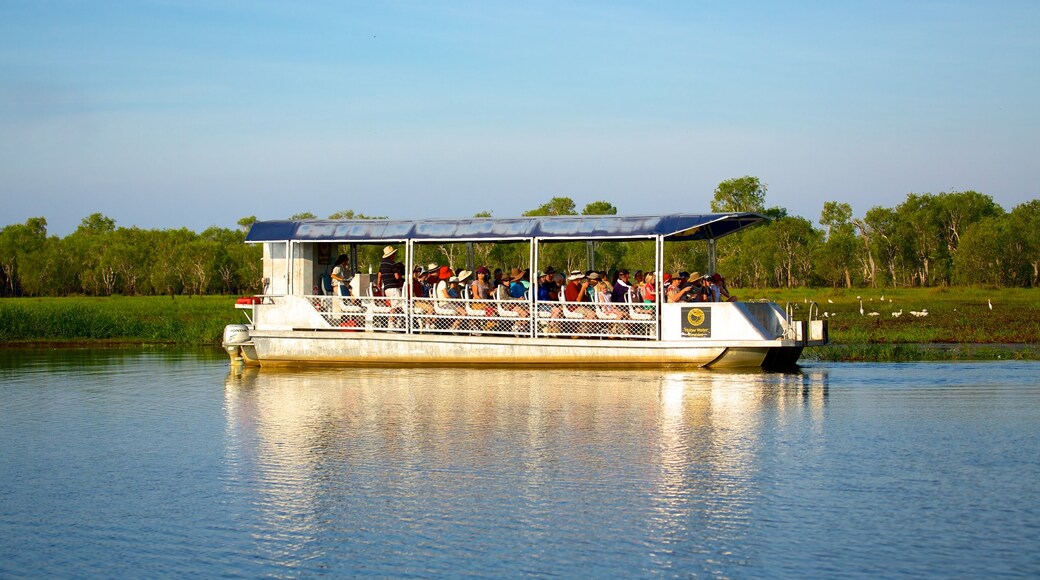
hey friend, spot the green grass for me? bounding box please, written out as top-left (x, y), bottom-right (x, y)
top-left (0, 295), bottom-right (243, 346)
top-left (746, 287), bottom-right (1040, 361)
top-left (2, 289), bottom-right (1038, 360)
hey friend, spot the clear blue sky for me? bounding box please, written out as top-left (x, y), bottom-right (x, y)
top-left (2, 0), bottom-right (1038, 235)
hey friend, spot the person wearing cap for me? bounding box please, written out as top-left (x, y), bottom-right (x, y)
top-left (377, 246), bottom-right (403, 297)
top-left (666, 273), bottom-right (693, 303)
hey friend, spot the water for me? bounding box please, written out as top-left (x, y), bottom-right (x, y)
top-left (1, 349), bottom-right (1038, 578)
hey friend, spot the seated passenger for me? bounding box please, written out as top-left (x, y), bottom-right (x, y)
top-left (710, 273), bottom-right (736, 302)
top-left (610, 269), bottom-right (632, 303)
top-left (641, 272), bottom-right (657, 303)
top-left (666, 274), bottom-right (694, 303)
top-left (563, 271), bottom-right (595, 319)
top-left (471, 267), bottom-right (493, 301)
top-left (506, 268), bottom-right (529, 318)
top-left (508, 268), bottom-right (528, 299)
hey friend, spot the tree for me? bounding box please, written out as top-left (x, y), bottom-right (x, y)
top-left (328, 210), bottom-right (388, 220)
top-left (523, 197), bottom-right (577, 216)
top-left (711, 176), bottom-right (766, 213)
top-left (290, 212), bottom-right (317, 220)
top-left (0, 217), bottom-right (48, 296)
top-left (819, 201), bottom-right (852, 237)
top-left (582, 201), bottom-right (618, 215)
top-left (817, 202), bottom-right (857, 287)
top-left (1010, 200), bottom-right (1040, 286)
top-left (237, 216), bottom-right (257, 232)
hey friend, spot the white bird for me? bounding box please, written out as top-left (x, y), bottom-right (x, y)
top-left (988, 299), bottom-right (993, 310)
top-left (881, 295), bottom-right (885, 301)
top-left (827, 299), bottom-right (833, 304)
top-left (892, 310), bottom-right (903, 318)
top-left (823, 312), bottom-right (830, 318)
top-left (859, 299), bottom-right (864, 316)
top-left (868, 311), bottom-right (880, 316)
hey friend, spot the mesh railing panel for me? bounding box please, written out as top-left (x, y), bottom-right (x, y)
top-left (305, 295), bottom-right (657, 339)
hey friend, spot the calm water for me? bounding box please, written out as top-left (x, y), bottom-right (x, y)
top-left (1, 349), bottom-right (1038, 578)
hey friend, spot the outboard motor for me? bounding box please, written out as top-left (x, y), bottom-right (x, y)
top-left (222, 324), bottom-right (251, 363)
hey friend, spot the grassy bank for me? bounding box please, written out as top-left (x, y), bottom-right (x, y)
top-left (0, 295), bottom-right (241, 346)
top-left (2, 289), bottom-right (1038, 361)
top-left (746, 287), bottom-right (1040, 361)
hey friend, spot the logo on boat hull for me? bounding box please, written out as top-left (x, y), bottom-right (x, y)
top-left (681, 307), bottom-right (711, 338)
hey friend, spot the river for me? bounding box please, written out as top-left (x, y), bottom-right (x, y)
top-left (1, 349), bottom-right (1038, 577)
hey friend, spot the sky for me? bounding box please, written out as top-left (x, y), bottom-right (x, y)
top-left (2, 0), bottom-right (1038, 236)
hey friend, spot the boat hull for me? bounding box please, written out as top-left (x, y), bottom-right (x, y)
top-left (229, 330), bottom-right (805, 370)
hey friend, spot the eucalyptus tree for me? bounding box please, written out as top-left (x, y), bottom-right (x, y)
top-left (710, 176), bottom-right (767, 213)
top-left (0, 217), bottom-right (48, 296)
top-left (66, 213), bottom-right (117, 295)
top-left (1010, 200), bottom-right (1040, 286)
top-left (818, 202), bottom-right (859, 287)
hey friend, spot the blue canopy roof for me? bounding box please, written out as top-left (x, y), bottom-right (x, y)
top-left (246, 213), bottom-right (767, 243)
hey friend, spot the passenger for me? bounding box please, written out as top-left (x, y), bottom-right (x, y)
top-left (411, 266), bottom-right (426, 298)
top-left (377, 246), bottom-right (404, 298)
top-left (564, 270), bottom-right (595, 319)
top-left (472, 267), bottom-right (493, 301)
top-left (412, 267), bottom-right (435, 319)
top-left (686, 272), bottom-right (712, 302)
top-left (610, 268), bottom-right (632, 303)
top-left (507, 268), bottom-right (529, 318)
top-left (666, 274), bottom-right (694, 303)
top-left (543, 268), bottom-right (560, 300)
top-left (435, 266), bottom-right (466, 330)
top-left (641, 272), bottom-right (657, 303)
top-left (542, 273), bottom-right (566, 325)
top-left (456, 269), bottom-right (473, 296)
top-left (536, 271), bottom-right (551, 301)
top-left (435, 266), bottom-right (454, 301)
top-left (447, 276), bottom-right (462, 299)
top-left (509, 268), bottom-right (528, 299)
top-left (585, 272), bottom-right (602, 302)
top-left (421, 263), bottom-right (437, 297)
top-left (710, 273), bottom-right (736, 302)
top-left (330, 254), bottom-right (351, 296)
top-left (596, 277), bottom-right (626, 322)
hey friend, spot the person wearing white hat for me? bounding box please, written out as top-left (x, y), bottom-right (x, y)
top-left (377, 246), bottom-right (403, 297)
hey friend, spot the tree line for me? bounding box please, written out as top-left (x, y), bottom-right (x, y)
top-left (1, 177), bottom-right (1037, 297)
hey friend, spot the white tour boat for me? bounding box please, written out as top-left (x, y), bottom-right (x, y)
top-left (222, 213), bottom-right (827, 369)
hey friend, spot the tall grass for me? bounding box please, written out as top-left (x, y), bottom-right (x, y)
top-left (2, 289), bottom-right (1038, 360)
top-left (0, 296), bottom-right (241, 345)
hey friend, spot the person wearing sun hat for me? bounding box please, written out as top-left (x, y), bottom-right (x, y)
top-left (377, 245), bottom-right (403, 297)
top-left (508, 268), bottom-right (527, 299)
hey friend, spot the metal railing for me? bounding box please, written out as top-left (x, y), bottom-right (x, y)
top-left (303, 294), bottom-right (658, 339)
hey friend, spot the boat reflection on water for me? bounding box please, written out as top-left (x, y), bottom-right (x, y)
top-left (222, 365), bottom-right (829, 572)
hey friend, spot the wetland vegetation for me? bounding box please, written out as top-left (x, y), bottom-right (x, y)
top-left (1, 288), bottom-right (1037, 361)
